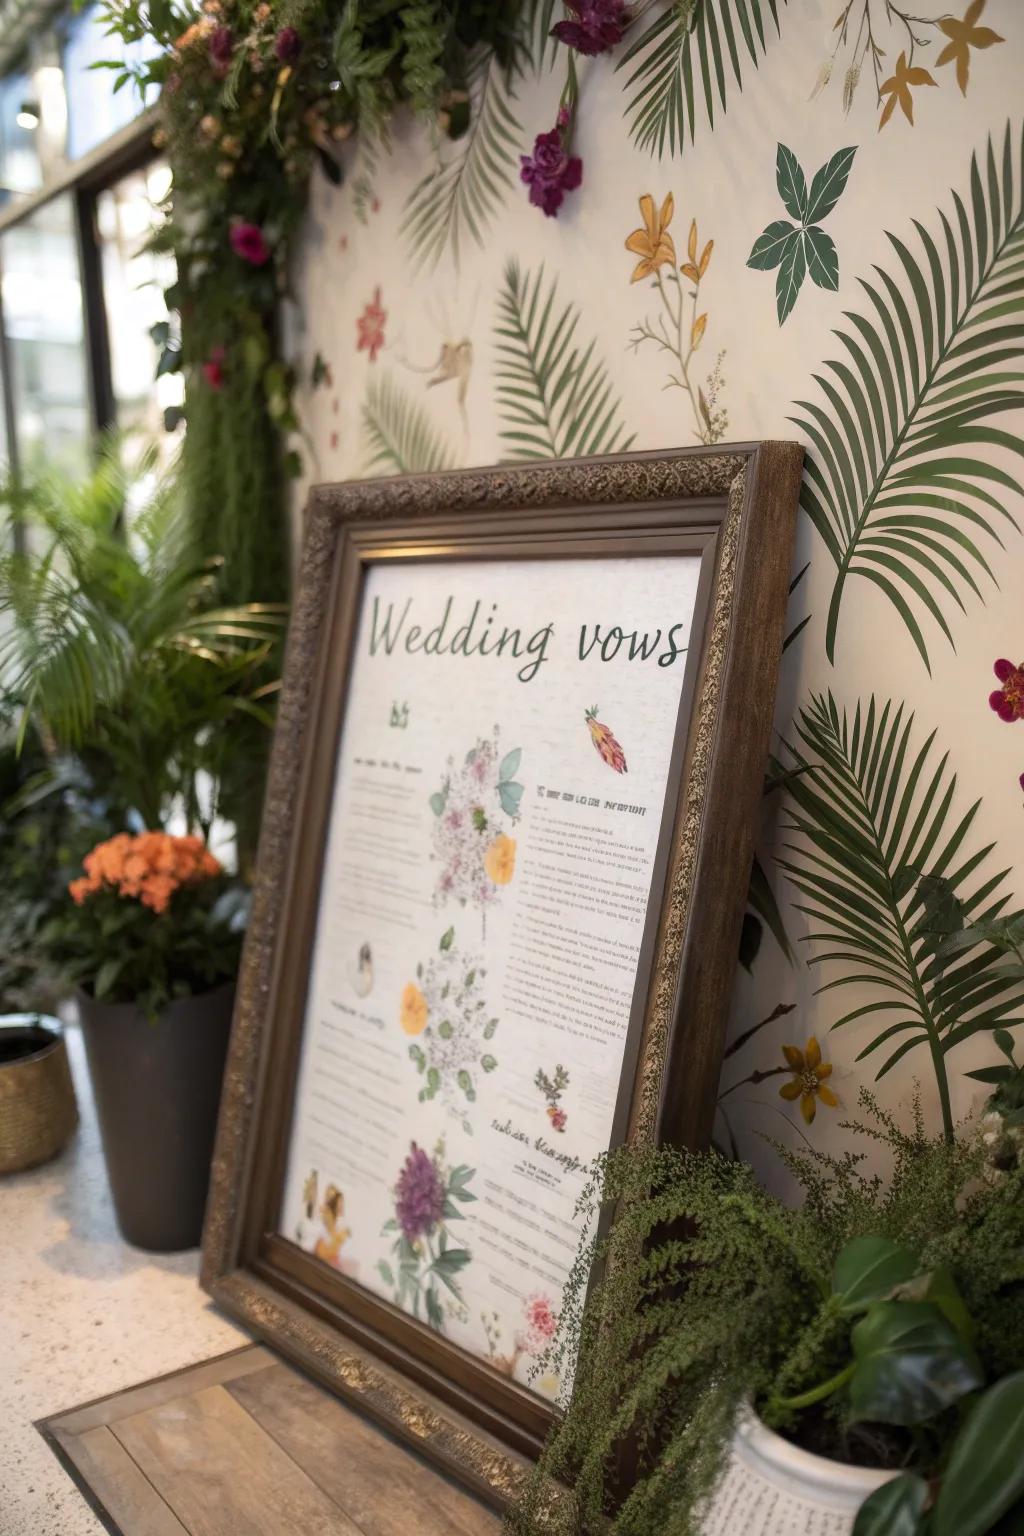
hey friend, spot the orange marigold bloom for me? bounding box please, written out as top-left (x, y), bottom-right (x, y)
top-left (67, 831), bottom-right (223, 911)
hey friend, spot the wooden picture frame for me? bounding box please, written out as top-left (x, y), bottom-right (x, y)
top-left (202, 443), bottom-right (803, 1507)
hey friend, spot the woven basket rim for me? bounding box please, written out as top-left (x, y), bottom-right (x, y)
top-left (0, 1016), bottom-right (64, 1070)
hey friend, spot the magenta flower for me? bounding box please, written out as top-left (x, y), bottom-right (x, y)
top-left (395, 1143), bottom-right (444, 1243)
top-left (989, 658), bottom-right (1024, 723)
top-left (229, 221), bottom-right (271, 266)
top-left (209, 24), bottom-right (233, 65)
top-left (275, 26), bottom-right (301, 62)
top-left (202, 345), bottom-right (226, 390)
top-left (520, 125), bottom-right (583, 217)
top-left (549, 1106), bottom-right (567, 1132)
top-left (552, 0), bottom-right (628, 55)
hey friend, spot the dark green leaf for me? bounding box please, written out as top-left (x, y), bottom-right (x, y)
top-left (934, 1373), bottom-right (1024, 1536)
top-left (833, 1236), bottom-right (921, 1314)
top-left (850, 1300), bottom-right (983, 1425)
top-left (439, 926), bottom-right (454, 952)
top-left (748, 219), bottom-right (797, 271)
top-left (805, 225), bottom-right (839, 290)
top-left (805, 145), bottom-right (857, 224)
top-left (853, 1474), bottom-right (929, 1536)
top-left (776, 142), bottom-right (808, 221)
top-left (377, 1259), bottom-right (395, 1287)
top-left (93, 956), bottom-right (125, 1000)
top-left (776, 230), bottom-right (806, 323)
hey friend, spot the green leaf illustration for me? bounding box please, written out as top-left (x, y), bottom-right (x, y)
top-left (776, 230), bottom-right (806, 323)
top-left (805, 225), bottom-right (839, 290)
top-left (377, 1259), bottom-right (395, 1287)
top-left (429, 788), bottom-right (448, 816)
top-left (791, 122), bottom-right (1024, 669)
top-left (805, 145), bottom-right (857, 223)
top-left (499, 747), bottom-right (522, 781)
top-left (617, 0), bottom-right (787, 160)
top-left (401, 49), bottom-right (524, 271)
top-left (498, 780), bottom-right (524, 818)
top-left (362, 372), bottom-right (454, 476)
top-left (780, 691), bottom-right (1024, 1143)
top-left (776, 142), bottom-right (807, 221)
top-left (439, 926), bottom-right (454, 951)
top-left (495, 260), bottom-right (635, 460)
top-left (481, 1054), bottom-right (498, 1072)
top-left (747, 218), bottom-right (797, 270)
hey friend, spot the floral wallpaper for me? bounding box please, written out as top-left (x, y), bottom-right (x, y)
top-left (286, 0), bottom-right (1023, 1187)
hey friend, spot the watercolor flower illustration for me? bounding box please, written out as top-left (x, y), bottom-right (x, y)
top-left (779, 1037), bottom-right (838, 1124)
top-left (404, 926), bottom-right (498, 1131)
top-left (585, 706), bottom-right (628, 774)
top-left (626, 195), bottom-right (727, 445)
top-left (429, 729), bottom-right (524, 915)
top-left (378, 1141), bottom-right (476, 1333)
top-left (399, 981), bottom-right (429, 1035)
top-left (483, 1292), bottom-right (559, 1380)
top-left (483, 833), bottom-right (516, 886)
top-left (313, 1183), bottom-right (351, 1269)
top-left (990, 659), bottom-right (1024, 723)
top-left (535, 1064), bottom-right (570, 1132)
top-left (356, 287), bottom-right (387, 362)
top-left (937, 1), bottom-right (1004, 93)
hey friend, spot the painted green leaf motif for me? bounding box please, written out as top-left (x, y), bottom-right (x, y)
top-left (362, 372), bottom-right (454, 476)
top-left (805, 145), bottom-right (858, 223)
top-left (747, 219), bottom-right (797, 270)
top-left (498, 780), bottom-right (524, 817)
top-left (401, 49), bottom-right (524, 271)
top-left (805, 225), bottom-right (839, 290)
top-left (779, 691), bottom-right (1024, 1144)
top-left (776, 143), bottom-right (807, 220)
top-left (495, 260), bottom-right (635, 460)
top-left (776, 230), bottom-right (806, 323)
top-left (498, 747), bottom-right (522, 781)
top-left (791, 122), bottom-right (1024, 669)
top-left (616, 0), bottom-right (787, 160)
top-left (439, 926), bottom-right (454, 952)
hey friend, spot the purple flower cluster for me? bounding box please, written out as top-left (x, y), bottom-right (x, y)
top-left (552, 0), bottom-right (628, 56)
top-left (520, 120), bottom-right (583, 218)
top-left (208, 24), bottom-right (233, 66)
top-left (275, 26), bottom-right (302, 63)
top-left (395, 1143), bottom-right (444, 1242)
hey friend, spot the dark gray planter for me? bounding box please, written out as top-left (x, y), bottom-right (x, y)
top-left (77, 983), bottom-right (234, 1252)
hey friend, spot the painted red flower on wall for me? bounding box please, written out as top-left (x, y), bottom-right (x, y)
top-left (356, 288), bottom-right (387, 362)
top-left (989, 658), bottom-right (1024, 722)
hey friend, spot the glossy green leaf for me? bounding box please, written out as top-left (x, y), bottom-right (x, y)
top-left (853, 1474), bottom-right (929, 1536)
top-left (850, 1300), bottom-right (983, 1425)
top-left (933, 1372), bottom-right (1024, 1536)
top-left (833, 1236), bottom-right (921, 1314)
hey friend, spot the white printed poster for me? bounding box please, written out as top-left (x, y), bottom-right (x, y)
top-left (279, 553), bottom-right (701, 1399)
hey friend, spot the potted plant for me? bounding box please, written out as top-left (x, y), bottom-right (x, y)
top-left (507, 1095), bottom-right (1024, 1536)
top-left (39, 829), bottom-right (247, 1250)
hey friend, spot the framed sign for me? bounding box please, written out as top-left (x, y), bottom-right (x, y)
top-left (202, 444), bottom-right (802, 1505)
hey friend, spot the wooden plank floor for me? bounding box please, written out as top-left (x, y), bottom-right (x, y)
top-left (40, 1345), bottom-right (502, 1536)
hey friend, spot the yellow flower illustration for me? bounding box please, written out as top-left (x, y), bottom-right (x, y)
top-left (878, 51), bottom-right (937, 129)
top-left (483, 833), bottom-right (517, 886)
top-left (399, 981), bottom-right (429, 1036)
top-left (779, 1037), bottom-right (838, 1124)
top-left (625, 193), bottom-right (677, 283)
top-left (936, 0), bottom-right (1003, 96)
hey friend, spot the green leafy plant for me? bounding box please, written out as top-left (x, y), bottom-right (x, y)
top-left (778, 691), bottom-right (1024, 1143)
top-left (791, 121), bottom-right (1024, 669)
top-left (616, 0), bottom-right (788, 160)
top-left (362, 372), bottom-right (455, 475)
top-left (507, 1100), bottom-right (1024, 1536)
top-left (0, 442), bottom-right (284, 847)
top-left (495, 259), bottom-right (635, 460)
top-left (747, 143), bottom-right (856, 323)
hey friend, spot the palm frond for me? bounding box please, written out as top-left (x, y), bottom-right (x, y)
top-left (779, 692), bottom-right (1024, 1137)
top-left (495, 259), bottom-right (636, 461)
top-left (617, 0), bottom-right (787, 161)
top-left (401, 47), bottom-right (524, 271)
top-left (792, 122), bottom-right (1024, 670)
top-left (362, 372), bottom-right (455, 475)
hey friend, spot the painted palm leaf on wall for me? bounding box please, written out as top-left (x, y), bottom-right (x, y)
top-left (401, 50), bottom-right (525, 271)
top-left (495, 260), bottom-right (635, 460)
top-left (617, 0), bottom-right (787, 160)
top-left (779, 692), bottom-right (1024, 1144)
top-left (362, 373), bottom-right (455, 475)
top-left (793, 122), bottom-right (1024, 671)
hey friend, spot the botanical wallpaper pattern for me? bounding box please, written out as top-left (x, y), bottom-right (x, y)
top-left (287, 0), bottom-right (1022, 1186)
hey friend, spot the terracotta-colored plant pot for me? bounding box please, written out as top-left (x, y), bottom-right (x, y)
top-left (77, 983), bottom-right (234, 1251)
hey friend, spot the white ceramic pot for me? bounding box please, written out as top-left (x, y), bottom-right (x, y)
top-left (700, 1408), bottom-right (899, 1536)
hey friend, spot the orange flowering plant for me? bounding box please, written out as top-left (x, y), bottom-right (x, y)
top-left (44, 831), bottom-right (247, 1018)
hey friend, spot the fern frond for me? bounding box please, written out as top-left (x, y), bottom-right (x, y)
top-left (494, 259), bottom-right (635, 461)
top-left (362, 372), bottom-right (455, 475)
top-left (792, 122), bottom-right (1024, 669)
top-left (617, 0), bottom-right (787, 161)
top-left (401, 48), bottom-right (524, 271)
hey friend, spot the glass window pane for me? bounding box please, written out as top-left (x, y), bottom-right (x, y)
top-left (96, 161), bottom-right (182, 461)
top-left (0, 192), bottom-right (90, 477)
top-left (0, 70), bottom-right (44, 202)
top-left (64, 4), bottom-right (158, 162)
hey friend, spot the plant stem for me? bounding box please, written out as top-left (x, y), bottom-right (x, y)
top-left (770, 1361), bottom-right (856, 1414)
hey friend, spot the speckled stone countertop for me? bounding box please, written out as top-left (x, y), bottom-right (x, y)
top-left (0, 1022), bottom-right (247, 1535)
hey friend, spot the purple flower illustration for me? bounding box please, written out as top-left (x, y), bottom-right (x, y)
top-left (551, 0), bottom-right (628, 56)
top-left (394, 1142), bottom-right (444, 1242)
top-left (520, 125), bottom-right (583, 218)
